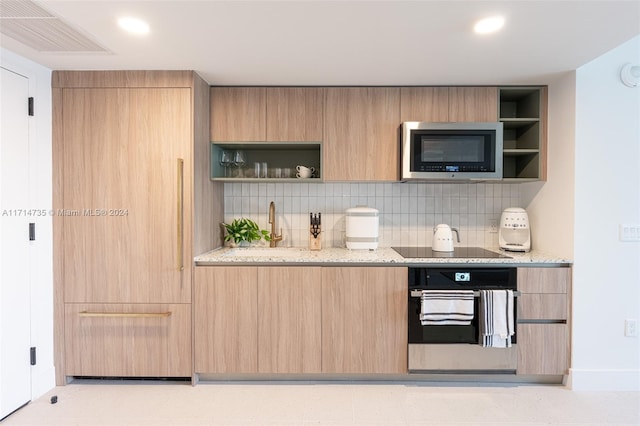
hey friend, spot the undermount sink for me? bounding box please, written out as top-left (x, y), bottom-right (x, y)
top-left (222, 247), bottom-right (305, 258)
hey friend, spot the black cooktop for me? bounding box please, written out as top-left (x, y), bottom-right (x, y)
top-left (392, 246), bottom-right (511, 259)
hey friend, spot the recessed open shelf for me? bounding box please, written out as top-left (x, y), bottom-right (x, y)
top-left (211, 141), bottom-right (322, 181)
top-left (499, 87), bottom-right (545, 181)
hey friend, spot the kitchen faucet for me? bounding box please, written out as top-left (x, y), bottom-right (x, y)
top-left (268, 201), bottom-right (283, 247)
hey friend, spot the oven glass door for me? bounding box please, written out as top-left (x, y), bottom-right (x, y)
top-left (408, 295), bottom-right (479, 344)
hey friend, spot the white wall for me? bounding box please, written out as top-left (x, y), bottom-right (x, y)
top-left (570, 35), bottom-right (640, 391)
top-left (0, 48), bottom-right (54, 398)
top-left (521, 72), bottom-right (576, 259)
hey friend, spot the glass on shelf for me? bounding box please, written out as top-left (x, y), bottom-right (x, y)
top-left (219, 150), bottom-right (232, 177)
top-left (233, 150), bottom-right (246, 178)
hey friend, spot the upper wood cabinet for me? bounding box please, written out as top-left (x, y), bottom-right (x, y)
top-left (210, 87), bottom-right (266, 141)
top-left (210, 87), bottom-right (323, 142)
top-left (448, 87), bottom-right (498, 122)
top-left (266, 88), bottom-right (324, 141)
top-left (400, 87), bottom-right (449, 122)
top-left (400, 87), bottom-right (497, 122)
top-left (324, 87), bottom-right (401, 181)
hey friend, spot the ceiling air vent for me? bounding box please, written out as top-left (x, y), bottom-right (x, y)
top-left (0, 0), bottom-right (109, 53)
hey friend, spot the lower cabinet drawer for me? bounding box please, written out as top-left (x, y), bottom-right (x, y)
top-left (516, 323), bottom-right (568, 375)
top-left (64, 303), bottom-right (191, 377)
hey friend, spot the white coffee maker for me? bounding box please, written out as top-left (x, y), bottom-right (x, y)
top-left (499, 207), bottom-right (531, 252)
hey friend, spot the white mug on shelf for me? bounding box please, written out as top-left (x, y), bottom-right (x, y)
top-left (296, 165), bottom-right (315, 178)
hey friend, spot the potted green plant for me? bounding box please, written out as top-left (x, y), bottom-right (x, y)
top-left (222, 218), bottom-right (271, 247)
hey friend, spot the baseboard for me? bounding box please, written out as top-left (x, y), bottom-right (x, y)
top-left (567, 368), bottom-right (640, 391)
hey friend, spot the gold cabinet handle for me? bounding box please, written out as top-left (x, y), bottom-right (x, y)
top-left (177, 158), bottom-right (184, 271)
top-left (79, 311), bottom-right (172, 318)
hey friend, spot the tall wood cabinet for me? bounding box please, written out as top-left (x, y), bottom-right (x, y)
top-left (53, 71), bottom-right (220, 383)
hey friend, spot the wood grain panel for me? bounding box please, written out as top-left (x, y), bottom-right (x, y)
top-left (52, 87), bottom-right (66, 385)
top-left (194, 267), bottom-right (258, 374)
top-left (61, 88), bottom-right (192, 303)
top-left (448, 87), bottom-right (498, 122)
top-left (210, 87), bottom-right (266, 141)
top-left (266, 88), bottom-right (324, 141)
top-left (52, 71), bottom-right (194, 88)
top-left (324, 87), bottom-right (400, 181)
top-left (518, 294), bottom-right (567, 320)
top-left (193, 74), bottom-right (223, 254)
top-left (516, 324), bottom-right (568, 375)
top-left (400, 87), bottom-right (449, 122)
top-left (518, 268), bottom-right (570, 294)
top-left (64, 303), bottom-right (192, 377)
top-left (321, 267), bottom-right (407, 374)
top-left (258, 267), bottom-right (322, 373)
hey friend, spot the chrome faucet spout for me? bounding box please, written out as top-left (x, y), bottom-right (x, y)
top-left (268, 201), bottom-right (283, 247)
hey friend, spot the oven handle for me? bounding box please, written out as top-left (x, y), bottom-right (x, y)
top-left (410, 289), bottom-right (521, 298)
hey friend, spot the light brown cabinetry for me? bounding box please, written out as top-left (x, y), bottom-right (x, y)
top-left (194, 266), bottom-right (322, 375)
top-left (210, 87), bottom-right (266, 141)
top-left (324, 87), bottom-right (401, 181)
top-left (194, 267), bottom-right (258, 374)
top-left (53, 71), bottom-right (219, 383)
top-left (210, 87), bottom-right (323, 142)
top-left (448, 87), bottom-right (498, 122)
top-left (321, 267), bottom-right (407, 374)
top-left (64, 303), bottom-right (191, 377)
top-left (194, 266), bottom-right (408, 376)
top-left (401, 87), bottom-right (497, 123)
top-left (517, 267), bottom-right (571, 375)
top-left (258, 267), bottom-right (322, 373)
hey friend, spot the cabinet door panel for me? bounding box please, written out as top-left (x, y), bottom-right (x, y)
top-left (62, 88), bottom-right (191, 303)
top-left (64, 303), bottom-right (191, 377)
top-left (518, 267), bottom-right (570, 293)
top-left (518, 294), bottom-right (567, 320)
top-left (400, 87), bottom-right (449, 122)
top-left (210, 87), bottom-right (266, 141)
top-left (258, 267), bottom-right (322, 373)
top-left (324, 88), bottom-right (400, 181)
top-left (194, 267), bottom-right (258, 374)
top-left (517, 324), bottom-right (568, 375)
top-left (321, 267), bottom-right (407, 374)
top-left (448, 87), bottom-right (498, 122)
top-left (266, 88), bottom-right (323, 141)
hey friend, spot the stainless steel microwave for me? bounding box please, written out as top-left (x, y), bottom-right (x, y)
top-left (401, 122), bottom-right (503, 181)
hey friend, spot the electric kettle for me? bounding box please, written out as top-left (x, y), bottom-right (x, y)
top-left (432, 224), bottom-right (460, 252)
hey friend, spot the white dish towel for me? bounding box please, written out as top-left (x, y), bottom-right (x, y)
top-left (420, 290), bottom-right (475, 325)
top-left (479, 289), bottom-right (515, 348)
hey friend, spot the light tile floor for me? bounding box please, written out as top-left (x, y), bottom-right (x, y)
top-left (2, 380), bottom-right (639, 425)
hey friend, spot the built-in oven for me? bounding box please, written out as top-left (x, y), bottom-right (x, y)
top-left (408, 267), bottom-right (519, 374)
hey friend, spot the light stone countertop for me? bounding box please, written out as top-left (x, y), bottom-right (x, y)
top-left (194, 246), bottom-right (572, 267)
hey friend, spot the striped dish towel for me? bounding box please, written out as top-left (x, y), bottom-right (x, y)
top-left (420, 290), bottom-right (475, 325)
top-left (479, 289), bottom-right (515, 348)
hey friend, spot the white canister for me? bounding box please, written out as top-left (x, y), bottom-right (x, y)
top-left (345, 206), bottom-right (379, 250)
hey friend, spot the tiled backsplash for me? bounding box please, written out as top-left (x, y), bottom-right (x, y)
top-left (223, 182), bottom-right (521, 249)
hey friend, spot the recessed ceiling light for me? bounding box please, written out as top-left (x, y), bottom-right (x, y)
top-left (474, 16), bottom-right (505, 34)
top-left (118, 17), bottom-right (150, 35)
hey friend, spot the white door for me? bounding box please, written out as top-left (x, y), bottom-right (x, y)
top-left (0, 67), bottom-right (32, 419)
